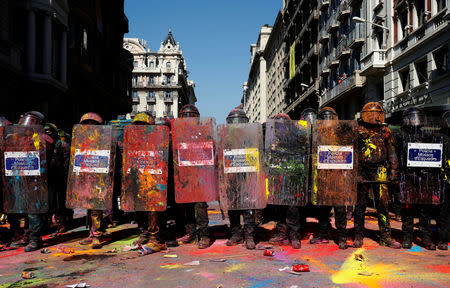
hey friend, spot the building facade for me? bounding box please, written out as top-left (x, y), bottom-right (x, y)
top-left (124, 31), bottom-right (196, 119)
top-left (0, 0), bottom-right (132, 130)
top-left (242, 26), bottom-right (272, 123)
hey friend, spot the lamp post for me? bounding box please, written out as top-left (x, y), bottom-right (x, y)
top-left (352, 16), bottom-right (389, 30)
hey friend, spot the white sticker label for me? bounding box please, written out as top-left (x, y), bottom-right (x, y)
top-left (317, 145), bottom-right (353, 170)
top-left (73, 150), bottom-right (110, 173)
top-left (223, 148), bottom-right (259, 173)
top-left (4, 151), bottom-right (41, 176)
top-left (126, 150), bottom-right (163, 174)
top-left (178, 142), bottom-right (214, 166)
top-left (407, 143), bottom-right (442, 168)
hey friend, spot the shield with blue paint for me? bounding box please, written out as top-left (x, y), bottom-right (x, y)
top-left (311, 120), bottom-right (358, 206)
top-left (66, 125), bottom-right (116, 210)
top-left (2, 125), bottom-right (49, 213)
top-left (121, 125), bottom-right (169, 211)
top-left (172, 118), bottom-right (218, 203)
top-left (217, 123), bottom-right (267, 210)
top-left (265, 119), bottom-right (310, 206)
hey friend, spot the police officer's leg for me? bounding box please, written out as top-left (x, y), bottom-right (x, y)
top-left (374, 184), bottom-right (400, 248)
top-left (269, 205), bottom-right (289, 245)
top-left (354, 184), bottom-right (369, 247)
top-left (437, 187), bottom-right (449, 250)
top-left (401, 204), bottom-right (414, 249)
top-left (334, 206), bottom-right (347, 249)
top-left (25, 214), bottom-right (44, 252)
top-left (286, 206), bottom-right (301, 249)
top-left (134, 211), bottom-right (150, 245)
top-left (418, 205), bottom-right (435, 250)
top-left (310, 206), bottom-right (331, 244)
top-left (227, 210), bottom-right (243, 246)
top-left (80, 210), bottom-right (103, 249)
top-left (177, 203), bottom-right (196, 244)
top-left (195, 202), bottom-right (210, 249)
top-left (243, 209), bottom-right (256, 249)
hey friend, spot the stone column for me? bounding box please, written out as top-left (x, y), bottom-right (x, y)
top-left (26, 9), bottom-right (36, 73)
top-left (43, 12), bottom-right (52, 75)
top-left (60, 29), bottom-right (67, 84)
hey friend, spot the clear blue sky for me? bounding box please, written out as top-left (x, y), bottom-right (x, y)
top-left (124, 1), bottom-right (281, 123)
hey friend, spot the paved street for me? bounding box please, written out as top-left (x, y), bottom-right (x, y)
top-left (0, 205), bottom-right (449, 288)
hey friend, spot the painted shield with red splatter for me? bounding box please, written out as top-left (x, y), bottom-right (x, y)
top-left (217, 123), bottom-right (266, 210)
top-left (396, 129), bottom-right (445, 204)
top-left (265, 119), bottom-right (310, 206)
top-left (172, 118), bottom-right (218, 203)
top-left (66, 125), bottom-right (116, 210)
top-left (311, 120), bottom-right (358, 206)
top-left (121, 125), bottom-right (169, 211)
top-left (2, 126), bottom-right (49, 213)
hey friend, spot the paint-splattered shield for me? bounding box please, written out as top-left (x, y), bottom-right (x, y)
top-left (121, 125), bottom-right (169, 211)
top-left (0, 126), bottom-right (3, 212)
top-left (2, 125), bottom-right (49, 213)
top-left (265, 119), bottom-right (310, 206)
top-left (172, 118), bottom-right (218, 203)
top-left (311, 120), bottom-right (358, 206)
top-left (66, 125), bottom-right (116, 210)
top-left (218, 123), bottom-right (266, 210)
top-left (397, 131), bottom-right (445, 204)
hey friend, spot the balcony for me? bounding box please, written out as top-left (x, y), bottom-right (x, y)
top-left (319, 29), bottom-right (330, 43)
top-left (337, 37), bottom-right (350, 59)
top-left (373, 0), bottom-right (384, 12)
top-left (337, 1), bottom-right (351, 21)
top-left (146, 95), bottom-right (156, 102)
top-left (360, 49), bottom-right (387, 75)
top-left (326, 49), bottom-right (339, 68)
top-left (348, 23), bottom-right (365, 49)
top-left (321, 72), bottom-right (366, 104)
top-left (320, 60), bottom-right (330, 75)
top-left (132, 96), bottom-right (139, 103)
top-left (319, 0), bottom-right (330, 12)
top-left (326, 13), bottom-right (339, 33)
top-left (349, 0), bottom-right (362, 7)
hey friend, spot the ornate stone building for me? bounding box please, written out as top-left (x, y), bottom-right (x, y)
top-left (123, 30), bottom-right (196, 118)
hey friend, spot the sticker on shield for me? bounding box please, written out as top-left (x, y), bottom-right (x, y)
top-left (4, 151), bottom-right (41, 176)
top-left (73, 149), bottom-right (110, 173)
top-left (223, 148), bottom-right (259, 173)
top-left (407, 143), bottom-right (442, 168)
top-left (317, 145), bottom-right (353, 170)
top-left (178, 142), bottom-right (214, 167)
top-left (126, 150), bottom-right (164, 174)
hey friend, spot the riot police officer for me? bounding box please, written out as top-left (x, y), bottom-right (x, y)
top-left (354, 102), bottom-right (401, 249)
top-left (78, 112), bottom-right (106, 249)
top-left (309, 107), bottom-right (348, 249)
top-left (175, 104), bottom-right (211, 249)
top-left (225, 108), bottom-right (256, 249)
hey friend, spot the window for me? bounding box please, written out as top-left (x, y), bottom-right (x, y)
top-left (437, 0), bottom-right (446, 11)
top-left (133, 61), bottom-right (138, 68)
top-left (149, 61), bottom-right (154, 68)
top-left (165, 103), bottom-right (171, 114)
top-left (132, 75), bottom-right (137, 85)
top-left (415, 0), bottom-right (426, 27)
top-left (166, 75), bottom-right (171, 83)
top-left (148, 76), bottom-right (154, 84)
top-left (166, 61), bottom-right (171, 68)
top-left (399, 68), bottom-right (410, 91)
top-left (132, 91), bottom-right (138, 99)
top-left (165, 91), bottom-right (171, 99)
top-left (148, 104), bottom-right (154, 113)
top-left (415, 58), bottom-right (428, 84)
top-left (433, 45), bottom-right (448, 76)
top-left (148, 91), bottom-right (155, 99)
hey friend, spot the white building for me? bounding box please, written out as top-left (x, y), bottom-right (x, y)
top-left (242, 25), bottom-right (272, 123)
top-left (123, 30), bottom-right (196, 118)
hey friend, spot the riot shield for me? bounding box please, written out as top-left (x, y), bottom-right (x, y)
top-left (172, 118), bottom-right (218, 203)
top-left (0, 126), bottom-right (3, 213)
top-left (265, 119), bottom-right (309, 206)
top-left (218, 123), bottom-right (266, 210)
top-left (2, 125), bottom-right (49, 213)
top-left (311, 120), bottom-right (358, 206)
top-left (121, 125), bottom-right (169, 211)
top-left (397, 130), bottom-right (445, 204)
top-left (66, 125), bottom-right (116, 210)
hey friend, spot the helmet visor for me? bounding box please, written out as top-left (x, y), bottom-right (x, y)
top-left (402, 113), bottom-right (427, 127)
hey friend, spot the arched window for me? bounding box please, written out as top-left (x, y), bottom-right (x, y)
top-left (166, 61), bottom-right (171, 68)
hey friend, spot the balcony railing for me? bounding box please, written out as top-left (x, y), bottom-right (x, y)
top-left (319, 0), bottom-right (330, 12)
top-left (348, 23), bottom-right (365, 49)
top-left (326, 49), bottom-right (339, 68)
top-left (320, 59), bottom-right (330, 75)
top-left (337, 37), bottom-right (350, 59)
top-left (360, 49), bottom-right (387, 75)
top-left (337, 1), bottom-right (351, 21)
top-left (319, 29), bottom-right (330, 43)
top-left (321, 72), bottom-right (365, 104)
top-left (326, 13), bottom-right (339, 33)
top-left (146, 96), bottom-right (156, 102)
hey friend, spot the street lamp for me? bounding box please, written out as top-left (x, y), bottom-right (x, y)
top-left (352, 16), bottom-right (389, 30)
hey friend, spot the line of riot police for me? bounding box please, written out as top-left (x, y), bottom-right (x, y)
top-left (0, 103), bottom-right (448, 252)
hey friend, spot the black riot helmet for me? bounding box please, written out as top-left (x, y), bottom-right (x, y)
top-left (18, 111), bottom-right (46, 127)
top-left (226, 108), bottom-right (249, 124)
top-left (300, 108), bottom-right (318, 124)
top-left (441, 109), bottom-right (450, 130)
top-left (179, 104), bottom-right (200, 118)
top-left (402, 107), bottom-right (427, 128)
top-left (0, 116), bottom-right (12, 127)
top-left (318, 107), bottom-right (338, 120)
